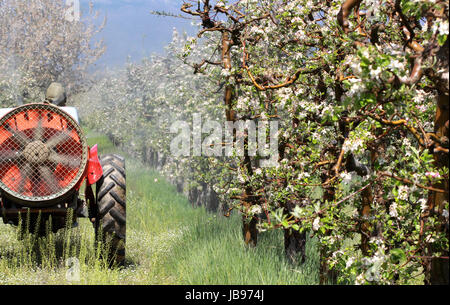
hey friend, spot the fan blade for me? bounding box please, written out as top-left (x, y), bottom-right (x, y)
top-left (18, 163), bottom-right (32, 193)
top-left (33, 111), bottom-right (45, 141)
top-left (45, 129), bottom-right (73, 148)
top-left (4, 124), bottom-right (30, 146)
top-left (39, 165), bottom-right (59, 192)
top-left (48, 152), bottom-right (80, 168)
top-left (0, 151), bottom-right (21, 163)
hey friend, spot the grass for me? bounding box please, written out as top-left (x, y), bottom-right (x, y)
top-left (0, 130), bottom-right (320, 285)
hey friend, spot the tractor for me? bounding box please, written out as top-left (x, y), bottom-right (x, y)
top-left (0, 84), bottom-right (126, 266)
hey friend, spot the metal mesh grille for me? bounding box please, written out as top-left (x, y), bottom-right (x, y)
top-left (0, 103), bottom-right (88, 203)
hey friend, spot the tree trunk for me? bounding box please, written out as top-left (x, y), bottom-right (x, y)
top-left (425, 92), bottom-right (449, 285)
top-left (282, 199), bottom-right (307, 264)
top-left (221, 31), bottom-right (258, 246)
top-left (423, 36), bottom-right (449, 284)
top-left (222, 31), bottom-right (235, 122)
top-left (242, 214), bottom-right (258, 247)
top-left (284, 229), bottom-right (306, 265)
top-left (360, 186), bottom-right (373, 256)
top-left (319, 247), bottom-right (338, 284)
top-left (319, 168), bottom-right (338, 284)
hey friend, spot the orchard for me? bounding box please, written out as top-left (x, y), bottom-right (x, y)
top-left (77, 0), bottom-right (449, 285)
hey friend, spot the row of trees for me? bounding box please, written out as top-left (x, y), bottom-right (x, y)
top-left (78, 0), bottom-right (448, 284)
top-left (74, 30), bottom-right (228, 212)
top-left (178, 0), bottom-right (449, 285)
top-left (0, 0), bottom-right (105, 107)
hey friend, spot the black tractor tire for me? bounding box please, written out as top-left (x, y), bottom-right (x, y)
top-left (95, 154), bottom-right (126, 266)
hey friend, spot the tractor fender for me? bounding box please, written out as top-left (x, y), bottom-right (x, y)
top-left (87, 144), bottom-right (103, 185)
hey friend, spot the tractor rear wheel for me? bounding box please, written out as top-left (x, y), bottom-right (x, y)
top-left (95, 154), bottom-right (126, 266)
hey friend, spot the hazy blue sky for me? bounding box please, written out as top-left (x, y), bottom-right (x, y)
top-left (80, 0), bottom-right (197, 69)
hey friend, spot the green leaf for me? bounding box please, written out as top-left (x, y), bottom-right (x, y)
top-left (390, 248), bottom-right (407, 264)
top-left (438, 34), bottom-right (447, 46)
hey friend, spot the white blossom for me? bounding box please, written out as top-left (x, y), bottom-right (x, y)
top-left (346, 256), bottom-right (355, 269)
top-left (432, 20), bottom-right (449, 35)
top-left (347, 78), bottom-right (365, 97)
top-left (443, 208), bottom-right (449, 221)
top-left (250, 205), bottom-right (262, 215)
top-left (298, 172), bottom-right (310, 180)
top-left (389, 202), bottom-right (399, 218)
top-left (387, 59), bottom-right (405, 71)
top-left (343, 137), bottom-right (364, 153)
top-left (397, 185), bottom-right (409, 201)
top-left (355, 274), bottom-right (365, 285)
top-left (425, 172), bottom-right (441, 179)
top-left (312, 217), bottom-right (320, 231)
top-left (418, 198), bottom-right (428, 213)
top-left (370, 66), bottom-right (382, 79)
top-left (340, 172), bottom-right (352, 183)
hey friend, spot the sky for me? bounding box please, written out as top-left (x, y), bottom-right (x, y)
top-left (79, 0), bottom-right (197, 69)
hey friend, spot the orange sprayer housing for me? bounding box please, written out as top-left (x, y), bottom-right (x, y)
top-left (0, 103), bottom-right (89, 207)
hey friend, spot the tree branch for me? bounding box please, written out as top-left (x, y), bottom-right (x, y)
top-left (337, 0), bottom-right (362, 33)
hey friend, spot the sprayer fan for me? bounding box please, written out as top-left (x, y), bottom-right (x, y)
top-left (0, 103), bottom-right (88, 206)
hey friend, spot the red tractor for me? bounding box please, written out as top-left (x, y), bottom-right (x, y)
top-left (0, 102), bottom-right (126, 265)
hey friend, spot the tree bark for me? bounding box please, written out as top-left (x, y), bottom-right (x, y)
top-left (284, 228), bottom-right (307, 265)
top-left (222, 31), bottom-right (236, 122)
top-left (222, 31), bottom-right (258, 246)
top-left (423, 37), bottom-right (449, 285)
top-left (242, 213), bottom-right (258, 247)
top-left (426, 93), bottom-right (449, 285)
top-left (282, 198), bottom-right (307, 264)
top-left (319, 164), bottom-right (338, 284)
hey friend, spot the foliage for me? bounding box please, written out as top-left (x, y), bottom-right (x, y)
top-left (75, 31), bottom-right (234, 207)
top-left (0, 0), bottom-right (106, 107)
top-left (78, 0), bottom-right (449, 284)
top-left (176, 0), bottom-right (449, 285)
